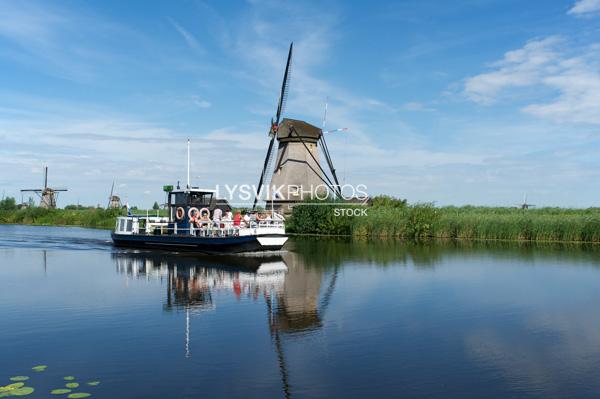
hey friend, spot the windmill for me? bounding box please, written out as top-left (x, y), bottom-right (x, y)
top-left (252, 42), bottom-right (343, 214)
top-left (21, 167), bottom-right (67, 209)
top-left (265, 251), bottom-right (340, 399)
top-left (516, 194), bottom-right (535, 210)
top-left (107, 181), bottom-right (122, 209)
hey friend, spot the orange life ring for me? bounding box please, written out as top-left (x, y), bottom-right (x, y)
top-left (200, 207), bottom-right (210, 218)
top-left (176, 207), bottom-right (185, 220)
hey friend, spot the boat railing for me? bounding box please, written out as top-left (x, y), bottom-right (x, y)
top-left (115, 215), bottom-right (284, 237)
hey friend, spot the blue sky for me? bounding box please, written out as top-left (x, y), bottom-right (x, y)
top-left (0, 0), bottom-right (599, 207)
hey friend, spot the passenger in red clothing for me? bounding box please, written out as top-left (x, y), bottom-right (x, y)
top-left (233, 211), bottom-right (241, 226)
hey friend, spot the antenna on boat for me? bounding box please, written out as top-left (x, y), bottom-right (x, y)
top-left (187, 138), bottom-right (190, 189)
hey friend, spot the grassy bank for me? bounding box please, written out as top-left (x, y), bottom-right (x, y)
top-left (287, 199), bottom-right (600, 243)
top-left (4, 199), bottom-right (600, 244)
top-left (0, 208), bottom-right (124, 229)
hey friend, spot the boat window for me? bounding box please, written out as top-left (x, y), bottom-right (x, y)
top-left (119, 219), bottom-right (125, 232)
top-left (175, 192), bottom-right (187, 204)
top-left (190, 192), bottom-right (212, 206)
top-left (126, 219), bottom-right (133, 232)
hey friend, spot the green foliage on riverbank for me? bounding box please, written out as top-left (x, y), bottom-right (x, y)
top-left (288, 197), bottom-right (600, 243)
top-left (0, 207), bottom-right (123, 229)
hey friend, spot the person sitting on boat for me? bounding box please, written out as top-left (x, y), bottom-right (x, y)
top-left (233, 211), bottom-right (242, 227)
top-left (213, 208), bottom-right (223, 227)
top-left (242, 212), bottom-right (251, 227)
top-left (199, 212), bottom-right (210, 226)
top-left (255, 212), bottom-right (266, 225)
top-left (222, 211), bottom-right (233, 230)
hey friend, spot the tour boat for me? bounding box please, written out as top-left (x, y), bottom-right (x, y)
top-left (111, 187), bottom-right (288, 254)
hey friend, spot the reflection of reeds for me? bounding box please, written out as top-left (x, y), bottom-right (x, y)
top-left (289, 200), bottom-right (600, 243)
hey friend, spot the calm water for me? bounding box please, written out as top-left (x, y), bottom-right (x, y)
top-left (1, 225), bottom-right (600, 398)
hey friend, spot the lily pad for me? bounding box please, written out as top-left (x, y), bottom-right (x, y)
top-left (86, 381), bottom-right (100, 386)
top-left (31, 365), bottom-right (47, 372)
top-left (63, 376), bottom-right (75, 381)
top-left (8, 377), bottom-right (28, 382)
top-left (67, 393), bottom-right (91, 398)
top-left (0, 383), bottom-right (25, 392)
top-left (7, 387), bottom-right (34, 396)
top-left (51, 388), bottom-right (72, 395)
top-left (65, 383), bottom-right (79, 389)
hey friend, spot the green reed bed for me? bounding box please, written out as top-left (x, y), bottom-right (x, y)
top-left (0, 208), bottom-right (123, 229)
top-left (288, 199), bottom-right (600, 243)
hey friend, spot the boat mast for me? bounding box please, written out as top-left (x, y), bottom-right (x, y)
top-left (187, 138), bottom-right (190, 189)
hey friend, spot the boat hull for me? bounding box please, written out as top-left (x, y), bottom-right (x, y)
top-left (111, 232), bottom-right (287, 254)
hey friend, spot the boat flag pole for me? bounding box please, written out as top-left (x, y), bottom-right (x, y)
top-left (187, 138), bottom-right (190, 189)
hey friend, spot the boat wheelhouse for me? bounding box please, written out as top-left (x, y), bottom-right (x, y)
top-left (111, 187), bottom-right (288, 254)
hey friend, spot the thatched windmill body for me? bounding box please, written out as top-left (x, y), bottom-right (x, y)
top-left (252, 43), bottom-right (343, 214)
top-left (21, 167), bottom-right (67, 209)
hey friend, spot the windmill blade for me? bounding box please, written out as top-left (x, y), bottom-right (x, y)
top-left (274, 42), bottom-right (293, 127)
top-left (252, 136), bottom-right (277, 210)
top-left (322, 128), bottom-right (348, 134)
top-left (322, 97), bottom-right (329, 130)
top-left (108, 181), bottom-right (115, 208)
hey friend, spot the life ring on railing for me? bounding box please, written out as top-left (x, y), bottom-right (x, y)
top-left (199, 207), bottom-right (210, 218)
top-left (188, 207), bottom-right (199, 223)
top-left (176, 207), bottom-right (185, 220)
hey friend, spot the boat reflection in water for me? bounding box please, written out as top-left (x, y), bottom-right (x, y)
top-left (113, 248), bottom-right (336, 397)
top-left (114, 252), bottom-right (290, 311)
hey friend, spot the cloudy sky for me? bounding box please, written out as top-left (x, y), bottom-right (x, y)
top-left (0, 0), bottom-right (599, 207)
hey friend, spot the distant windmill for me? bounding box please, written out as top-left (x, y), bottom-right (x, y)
top-left (516, 194), bottom-right (535, 210)
top-left (252, 42), bottom-right (344, 214)
top-left (107, 181), bottom-right (122, 209)
top-left (21, 166), bottom-right (67, 209)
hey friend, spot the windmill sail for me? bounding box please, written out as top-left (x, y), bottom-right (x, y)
top-left (253, 42), bottom-right (293, 210)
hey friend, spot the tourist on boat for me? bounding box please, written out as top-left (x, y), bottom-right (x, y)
top-left (213, 208), bottom-right (223, 227)
top-left (242, 212), bottom-right (251, 227)
top-left (233, 211), bottom-right (242, 227)
top-left (222, 211), bottom-right (233, 230)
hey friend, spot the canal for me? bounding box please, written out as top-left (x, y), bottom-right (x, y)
top-left (1, 225), bottom-right (600, 398)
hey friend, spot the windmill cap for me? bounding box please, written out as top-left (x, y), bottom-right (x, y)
top-left (277, 118), bottom-right (322, 143)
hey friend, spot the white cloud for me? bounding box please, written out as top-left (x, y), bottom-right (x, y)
top-left (169, 18), bottom-right (203, 52)
top-left (464, 37), bottom-right (600, 124)
top-left (464, 37), bottom-right (561, 104)
top-left (568, 0), bottom-right (600, 15)
top-left (192, 97), bottom-right (211, 109)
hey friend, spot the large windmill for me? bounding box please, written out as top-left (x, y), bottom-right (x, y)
top-left (21, 167), bottom-right (67, 209)
top-left (252, 42), bottom-right (343, 214)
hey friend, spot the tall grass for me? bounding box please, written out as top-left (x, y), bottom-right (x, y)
top-left (0, 208), bottom-right (124, 229)
top-left (288, 200), bottom-right (600, 243)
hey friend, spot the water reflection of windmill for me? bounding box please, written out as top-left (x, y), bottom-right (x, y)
top-left (265, 252), bottom-right (340, 399)
top-left (114, 253), bottom-right (288, 357)
top-left (112, 250), bottom-right (339, 398)
top-left (253, 43), bottom-right (344, 215)
top-left (21, 166), bottom-right (67, 209)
